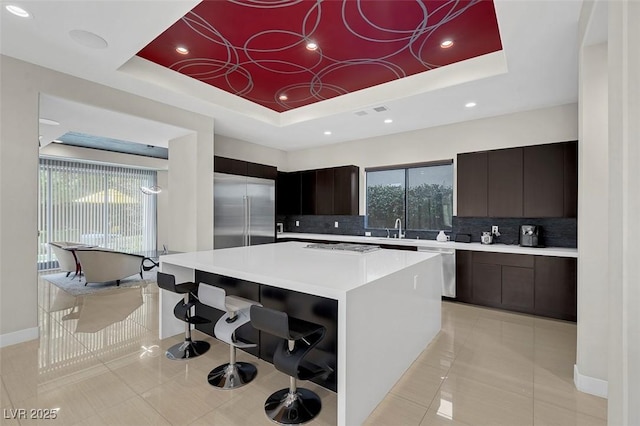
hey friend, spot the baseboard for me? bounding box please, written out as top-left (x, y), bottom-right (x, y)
top-left (0, 327), bottom-right (39, 348)
top-left (574, 364), bottom-right (608, 398)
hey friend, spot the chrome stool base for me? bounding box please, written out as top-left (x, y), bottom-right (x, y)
top-left (207, 362), bottom-right (257, 389)
top-left (265, 388), bottom-right (322, 425)
top-left (165, 340), bottom-right (210, 360)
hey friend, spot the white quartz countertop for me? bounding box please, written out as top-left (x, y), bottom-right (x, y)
top-left (160, 241), bottom-right (439, 299)
top-left (277, 232), bottom-right (578, 258)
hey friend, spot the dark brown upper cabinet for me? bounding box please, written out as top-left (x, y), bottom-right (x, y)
top-left (214, 156), bottom-right (248, 176)
top-left (524, 144), bottom-right (564, 217)
top-left (247, 162), bottom-right (277, 180)
top-left (333, 166), bottom-right (359, 215)
top-left (315, 168), bottom-right (334, 215)
top-left (563, 141), bottom-right (578, 218)
top-left (214, 156), bottom-right (277, 180)
top-left (300, 170), bottom-right (317, 215)
top-left (487, 148), bottom-right (523, 217)
top-left (457, 152), bottom-right (488, 217)
top-left (278, 165), bottom-right (359, 216)
top-left (457, 141), bottom-right (577, 219)
top-left (276, 172), bottom-right (301, 216)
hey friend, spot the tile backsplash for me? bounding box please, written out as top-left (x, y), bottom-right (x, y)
top-left (277, 215), bottom-right (577, 248)
top-left (452, 217), bottom-right (577, 248)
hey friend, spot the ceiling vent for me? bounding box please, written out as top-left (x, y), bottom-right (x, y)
top-left (354, 111), bottom-right (368, 116)
top-left (373, 106), bottom-right (388, 112)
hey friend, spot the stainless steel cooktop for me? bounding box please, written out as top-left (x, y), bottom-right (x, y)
top-left (304, 243), bottom-right (381, 253)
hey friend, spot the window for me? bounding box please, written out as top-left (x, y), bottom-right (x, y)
top-left (38, 158), bottom-right (157, 269)
top-left (366, 161), bottom-right (453, 231)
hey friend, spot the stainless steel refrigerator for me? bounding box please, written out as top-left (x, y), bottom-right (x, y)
top-left (214, 172), bottom-right (275, 249)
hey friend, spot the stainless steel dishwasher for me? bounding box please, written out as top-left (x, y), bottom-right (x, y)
top-left (417, 246), bottom-right (456, 297)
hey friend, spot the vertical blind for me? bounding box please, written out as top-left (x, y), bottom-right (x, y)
top-left (38, 158), bottom-right (157, 269)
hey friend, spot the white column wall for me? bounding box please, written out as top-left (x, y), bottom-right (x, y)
top-left (575, 41), bottom-right (609, 394)
top-left (168, 133), bottom-right (214, 252)
top-left (0, 55), bottom-right (214, 345)
top-left (156, 170), bottom-right (169, 250)
top-left (0, 56), bottom-right (40, 346)
top-left (607, 1), bottom-right (640, 424)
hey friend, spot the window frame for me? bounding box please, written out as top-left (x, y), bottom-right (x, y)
top-left (365, 160), bottom-right (453, 231)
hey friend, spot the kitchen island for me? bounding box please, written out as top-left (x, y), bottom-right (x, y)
top-left (159, 241), bottom-right (443, 426)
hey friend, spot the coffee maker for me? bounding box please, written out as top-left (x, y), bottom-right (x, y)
top-left (520, 225), bottom-right (540, 247)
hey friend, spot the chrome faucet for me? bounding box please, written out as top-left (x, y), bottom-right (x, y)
top-left (394, 218), bottom-right (405, 239)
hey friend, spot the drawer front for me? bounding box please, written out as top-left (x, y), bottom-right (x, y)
top-left (473, 251), bottom-right (534, 268)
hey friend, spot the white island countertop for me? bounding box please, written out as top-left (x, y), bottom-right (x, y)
top-left (159, 241), bottom-right (439, 299)
top-left (278, 232), bottom-right (578, 258)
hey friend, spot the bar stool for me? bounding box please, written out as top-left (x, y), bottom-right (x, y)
top-left (250, 305), bottom-right (327, 425)
top-left (198, 284), bottom-right (261, 389)
top-left (157, 272), bottom-right (210, 360)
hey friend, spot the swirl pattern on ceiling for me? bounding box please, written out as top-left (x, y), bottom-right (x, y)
top-left (137, 0), bottom-right (502, 112)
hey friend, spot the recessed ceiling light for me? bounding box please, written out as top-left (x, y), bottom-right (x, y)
top-left (5, 5), bottom-right (30, 18)
top-left (69, 29), bottom-right (108, 49)
top-left (384, 119), bottom-right (393, 124)
top-left (279, 94), bottom-right (288, 101)
top-left (176, 46), bottom-right (189, 55)
top-left (324, 131), bottom-right (332, 136)
top-left (440, 40), bottom-right (454, 49)
top-left (39, 118), bottom-right (60, 126)
top-left (306, 41), bottom-right (318, 51)
top-left (465, 102), bottom-right (477, 108)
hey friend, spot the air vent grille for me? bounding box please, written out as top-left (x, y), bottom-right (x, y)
top-left (354, 111), bottom-right (368, 116)
top-left (373, 106), bottom-right (388, 112)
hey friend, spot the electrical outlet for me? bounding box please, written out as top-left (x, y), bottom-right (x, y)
top-left (492, 225), bottom-right (499, 235)
top-left (334, 221), bottom-right (339, 228)
top-left (295, 221), bottom-right (299, 227)
top-left (365, 231), bottom-right (371, 236)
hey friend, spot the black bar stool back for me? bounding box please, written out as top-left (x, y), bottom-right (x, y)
top-left (250, 305), bottom-right (327, 425)
top-left (157, 272), bottom-right (210, 360)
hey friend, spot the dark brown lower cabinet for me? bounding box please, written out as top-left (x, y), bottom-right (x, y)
top-left (472, 263), bottom-right (502, 306)
top-left (455, 250), bottom-right (473, 302)
top-left (534, 256), bottom-right (577, 321)
top-left (455, 250), bottom-right (576, 321)
top-left (501, 266), bottom-right (534, 310)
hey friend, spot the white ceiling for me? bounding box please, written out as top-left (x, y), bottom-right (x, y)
top-left (1, 0), bottom-right (583, 152)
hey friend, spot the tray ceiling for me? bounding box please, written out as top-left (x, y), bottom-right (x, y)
top-left (137, 0), bottom-right (502, 112)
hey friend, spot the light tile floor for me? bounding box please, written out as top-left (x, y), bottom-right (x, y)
top-left (0, 274), bottom-right (607, 425)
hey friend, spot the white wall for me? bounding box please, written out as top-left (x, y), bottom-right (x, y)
top-left (214, 134), bottom-right (287, 169)
top-left (606, 1), bottom-right (640, 423)
top-left (286, 103), bottom-right (578, 214)
top-left (575, 40), bottom-right (609, 395)
top-left (0, 55), bottom-right (214, 344)
top-left (168, 133), bottom-right (214, 252)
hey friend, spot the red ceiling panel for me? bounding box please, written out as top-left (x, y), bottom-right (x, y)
top-left (137, 0), bottom-right (502, 112)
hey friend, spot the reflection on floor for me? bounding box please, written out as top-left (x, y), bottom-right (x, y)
top-left (0, 273), bottom-right (607, 425)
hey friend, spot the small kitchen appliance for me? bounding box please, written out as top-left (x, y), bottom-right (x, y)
top-left (520, 225), bottom-right (540, 247)
top-left (480, 231), bottom-right (493, 245)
